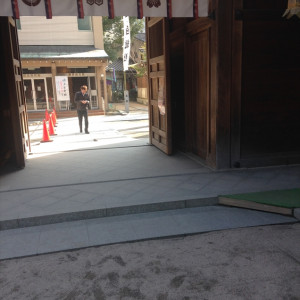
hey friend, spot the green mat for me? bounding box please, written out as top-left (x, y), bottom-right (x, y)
top-left (221, 188), bottom-right (300, 209)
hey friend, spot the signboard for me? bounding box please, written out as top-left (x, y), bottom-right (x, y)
top-left (123, 16), bottom-right (130, 71)
top-left (55, 76), bottom-right (70, 101)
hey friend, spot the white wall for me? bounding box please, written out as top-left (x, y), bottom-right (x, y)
top-left (18, 16), bottom-right (96, 46)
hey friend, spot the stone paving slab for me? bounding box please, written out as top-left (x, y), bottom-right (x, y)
top-left (0, 145), bottom-right (206, 192)
top-left (1, 114), bottom-right (299, 239)
top-left (0, 193), bottom-right (218, 230)
top-left (1, 163), bottom-right (299, 230)
top-left (0, 206), bottom-right (296, 260)
top-left (1, 155), bottom-right (299, 230)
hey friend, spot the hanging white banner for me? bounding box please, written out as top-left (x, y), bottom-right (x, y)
top-left (55, 76), bottom-right (70, 101)
top-left (123, 16), bottom-right (130, 71)
top-left (0, 0), bottom-right (209, 17)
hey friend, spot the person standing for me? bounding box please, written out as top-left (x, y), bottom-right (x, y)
top-left (75, 85), bottom-right (90, 134)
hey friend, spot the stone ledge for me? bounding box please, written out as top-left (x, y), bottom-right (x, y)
top-left (294, 208), bottom-right (300, 220)
top-left (0, 197), bottom-right (217, 231)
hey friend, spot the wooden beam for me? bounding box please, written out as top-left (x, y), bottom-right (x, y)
top-left (152, 138), bottom-right (167, 152)
top-left (148, 18), bottom-right (164, 27)
top-left (214, 0), bottom-right (235, 169)
top-left (149, 71), bottom-right (165, 78)
top-left (149, 55), bottom-right (164, 65)
top-left (230, 0), bottom-right (243, 168)
top-left (21, 59), bottom-right (107, 68)
top-left (151, 126), bottom-right (167, 138)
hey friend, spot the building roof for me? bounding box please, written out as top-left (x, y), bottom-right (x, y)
top-left (20, 45), bottom-right (108, 59)
top-left (134, 33), bottom-right (146, 42)
top-left (106, 59), bottom-right (136, 73)
top-left (106, 59), bottom-right (124, 72)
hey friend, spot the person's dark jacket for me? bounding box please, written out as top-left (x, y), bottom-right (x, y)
top-left (74, 91), bottom-right (90, 111)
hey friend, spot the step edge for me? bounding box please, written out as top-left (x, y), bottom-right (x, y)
top-left (0, 197), bottom-right (218, 231)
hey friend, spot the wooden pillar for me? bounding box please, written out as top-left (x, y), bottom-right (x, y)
top-left (96, 66), bottom-right (102, 111)
top-left (215, 0), bottom-right (235, 169)
top-left (102, 66), bottom-right (108, 112)
top-left (96, 66), bottom-right (108, 113)
top-left (51, 62), bottom-right (58, 110)
top-left (230, 0), bottom-right (243, 168)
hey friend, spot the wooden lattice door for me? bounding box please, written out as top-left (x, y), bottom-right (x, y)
top-left (1, 17), bottom-right (30, 168)
top-left (146, 18), bottom-right (172, 154)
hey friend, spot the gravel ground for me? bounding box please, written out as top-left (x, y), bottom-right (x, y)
top-left (0, 223), bottom-right (299, 300)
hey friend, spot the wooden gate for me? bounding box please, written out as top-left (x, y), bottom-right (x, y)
top-left (185, 18), bottom-right (215, 165)
top-left (146, 18), bottom-right (172, 154)
top-left (231, 0), bottom-right (300, 167)
top-left (1, 17), bottom-right (30, 168)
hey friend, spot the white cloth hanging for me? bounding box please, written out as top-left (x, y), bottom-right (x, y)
top-left (1, 0), bottom-right (208, 18)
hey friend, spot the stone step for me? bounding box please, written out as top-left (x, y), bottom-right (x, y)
top-left (0, 205), bottom-right (296, 260)
top-left (0, 196), bottom-right (218, 231)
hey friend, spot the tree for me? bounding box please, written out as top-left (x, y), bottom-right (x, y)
top-left (103, 17), bottom-right (145, 62)
top-left (130, 43), bottom-right (147, 77)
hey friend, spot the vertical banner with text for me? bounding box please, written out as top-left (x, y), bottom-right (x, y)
top-left (123, 16), bottom-right (130, 71)
top-left (55, 76), bottom-right (70, 101)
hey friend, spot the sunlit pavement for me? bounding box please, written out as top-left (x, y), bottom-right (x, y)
top-left (0, 101), bottom-right (299, 262)
top-left (28, 102), bottom-right (150, 158)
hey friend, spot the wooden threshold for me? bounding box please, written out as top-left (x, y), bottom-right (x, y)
top-left (218, 196), bottom-right (293, 216)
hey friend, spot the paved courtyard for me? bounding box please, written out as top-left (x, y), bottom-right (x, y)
top-left (0, 102), bottom-right (299, 299)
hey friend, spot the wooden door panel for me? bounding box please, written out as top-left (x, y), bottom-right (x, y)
top-left (188, 28), bottom-right (210, 160)
top-left (147, 18), bottom-right (172, 155)
top-left (2, 17), bottom-right (30, 168)
top-left (231, 0), bottom-right (300, 167)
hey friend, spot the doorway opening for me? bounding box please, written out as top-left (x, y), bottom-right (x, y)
top-left (0, 15), bottom-right (151, 169)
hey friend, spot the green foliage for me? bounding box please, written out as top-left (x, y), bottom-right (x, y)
top-left (131, 43), bottom-right (147, 77)
top-left (130, 64), bottom-right (147, 78)
top-left (129, 88), bottom-right (137, 101)
top-left (103, 17), bottom-right (145, 62)
top-left (112, 90), bottom-right (124, 102)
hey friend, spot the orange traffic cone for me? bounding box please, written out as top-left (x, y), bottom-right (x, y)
top-left (53, 107), bottom-right (57, 124)
top-left (51, 110), bottom-right (57, 127)
top-left (48, 114), bottom-right (57, 136)
top-left (41, 119), bottom-right (53, 143)
top-left (45, 109), bottom-right (50, 121)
